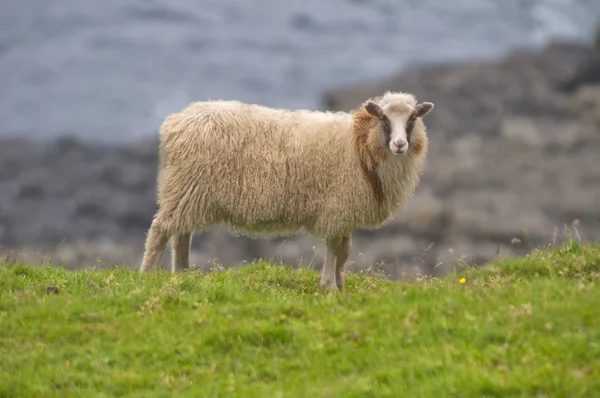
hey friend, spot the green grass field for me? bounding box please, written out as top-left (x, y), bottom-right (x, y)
top-left (1, 240), bottom-right (599, 397)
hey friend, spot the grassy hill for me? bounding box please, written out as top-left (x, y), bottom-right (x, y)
top-left (1, 240), bottom-right (599, 397)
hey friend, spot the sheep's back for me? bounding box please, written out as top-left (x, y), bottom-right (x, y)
top-left (156, 101), bottom-right (353, 236)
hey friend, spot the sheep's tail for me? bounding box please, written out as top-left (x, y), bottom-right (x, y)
top-left (157, 142), bottom-right (165, 173)
top-left (156, 116), bottom-right (173, 184)
top-left (156, 112), bottom-right (178, 175)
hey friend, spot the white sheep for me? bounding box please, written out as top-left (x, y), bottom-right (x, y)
top-left (140, 91), bottom-right (434, 290)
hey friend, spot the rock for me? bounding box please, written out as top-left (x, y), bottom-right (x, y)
top-left (501, 117), bottom-right (545, 147)
top-left (2, 28), bottom-right (600, 277)
top-left (501, 117), bottom-right (583, 149)
top-left (572, 84), bottom-right (600, 124)
top-left (558, 25), bottom-right (600, 93)
top-left (322, 40), bottom-right (590, 139)
top-left (0, 222), bottom-right (7, 243)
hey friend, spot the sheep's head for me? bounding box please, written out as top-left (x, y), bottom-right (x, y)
top-left (364, 98), bottom-right (434, 155)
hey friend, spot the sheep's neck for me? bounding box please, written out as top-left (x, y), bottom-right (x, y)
top-left (352, 110), bottom-right (388, 206)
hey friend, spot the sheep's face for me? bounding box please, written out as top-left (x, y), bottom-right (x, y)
top-left (365, 101), bottom-right (434, 155)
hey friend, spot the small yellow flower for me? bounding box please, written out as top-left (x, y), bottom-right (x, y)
top-left (459, 277), bottom-right (467, 284)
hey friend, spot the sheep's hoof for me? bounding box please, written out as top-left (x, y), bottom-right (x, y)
top-left (320, 279), bottom-right (340, 291)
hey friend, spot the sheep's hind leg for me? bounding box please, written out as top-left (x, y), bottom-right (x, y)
top-left (321, 237), bottom-right (343, 290)
top-left (140, 217), bottom-right (170, 273)
top-left (335, 236), bottom-right (351, 290)
top-left (171, 233), bottom-right (192, 273)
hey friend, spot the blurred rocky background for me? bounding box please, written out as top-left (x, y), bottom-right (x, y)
top-left (1, 1), bottom-right (600, 279)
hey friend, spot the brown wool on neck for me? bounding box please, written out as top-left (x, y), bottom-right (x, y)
top-left (410, 129), bottom-right (426, 156)
top-left (352, 109), bottom-right (386, 205)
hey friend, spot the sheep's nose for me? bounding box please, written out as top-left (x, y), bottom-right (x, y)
top-left (392, 140), bottom-right (407, 152)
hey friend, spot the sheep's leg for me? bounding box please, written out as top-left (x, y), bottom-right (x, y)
top-left (335, 235), bottom-right (351, 290)
top-left (171, 233), bottom-right (192, 273)
top-left (321, 237), bottom-right (342, 290)
top-left (140, 218), bottom-right (170, 273)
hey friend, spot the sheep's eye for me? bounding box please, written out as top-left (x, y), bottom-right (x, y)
top-left (405, 114), bottom-right (417, 140)
top-left (380, 116), bottom-right (392, 136)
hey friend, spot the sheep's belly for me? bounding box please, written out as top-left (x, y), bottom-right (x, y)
top-left (223, 219), bottom-right (307, 239)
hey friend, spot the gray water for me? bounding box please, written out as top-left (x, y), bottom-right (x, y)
top-left (1, 0), bottom-right (599, 143)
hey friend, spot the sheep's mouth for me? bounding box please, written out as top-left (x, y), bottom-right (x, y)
top-left (390, 142), bottom-right (408, 154)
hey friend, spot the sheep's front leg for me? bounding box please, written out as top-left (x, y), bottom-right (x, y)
top-left (335, 236), bottom-right (351, 290)
top-left (321, 236), bottom-right (345, 290)
top-left (171, 233), bottom-right (192, 273)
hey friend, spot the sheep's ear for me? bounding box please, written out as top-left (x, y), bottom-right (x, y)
top-left (365, 102), bottom-right (382, 118)
top-left (415, 102), bottom-right (434, 118)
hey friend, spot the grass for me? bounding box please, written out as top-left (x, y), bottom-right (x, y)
top-left (1, 240), bottom-right (599, 397)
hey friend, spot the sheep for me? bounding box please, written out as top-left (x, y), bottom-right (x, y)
top-left (139, 91), bottom-right (434, 290)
